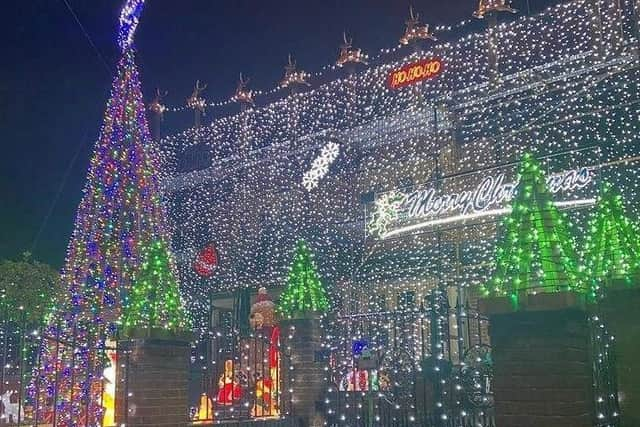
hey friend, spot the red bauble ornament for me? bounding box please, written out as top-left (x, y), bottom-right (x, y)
top-left (194, 244), bottom-right (218, 277)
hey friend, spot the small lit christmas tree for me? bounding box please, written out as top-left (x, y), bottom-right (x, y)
top-left (277, 240), bottom-right (330, 318)
top-left (122, 240), bottom-right (186, 330)
top-left (483, 153), bottom-right (585, 307)
top-left (583, 183), bottom-right (640, 298)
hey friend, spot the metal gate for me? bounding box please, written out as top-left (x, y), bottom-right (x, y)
top-left (323, 287), bottom-right (495, 427)
top-left (322, 287), bottom-right (623, 427)
top-left (189, 304), bottom-right (294, 424)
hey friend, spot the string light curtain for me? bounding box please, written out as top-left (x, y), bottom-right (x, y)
top-left (157, 0), bottom-right (640, 327)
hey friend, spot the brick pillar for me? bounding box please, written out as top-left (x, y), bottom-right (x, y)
top-left (480, 293), bottom-right (595, 427)
top-left (116, 330), bottom-right (191, 426)
top-left (282, 317), bottom-right (326, 427)
top-left (600, 285), bottom-right (640, 426)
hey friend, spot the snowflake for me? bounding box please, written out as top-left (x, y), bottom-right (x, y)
top-left (302, 142), bottom-right (340, 191)
top-left (302, 173), bottom-right (318, 191)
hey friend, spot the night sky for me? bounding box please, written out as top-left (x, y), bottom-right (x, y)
top-left (0, 0), bottom-right (549, 268)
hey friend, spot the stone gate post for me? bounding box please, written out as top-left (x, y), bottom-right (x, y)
top-left (116, 329), bottom-right (191, 427)
top-left (600, 284), bottom-right (640, 426)
top-left (480, 292), bottom-right (596, 427)
top-left (281, 317), bottom-right (326, 427)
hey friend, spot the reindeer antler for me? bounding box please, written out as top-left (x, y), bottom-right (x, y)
top-left (409, 5), bottom-right (417, 21)
top-left (238, 73), bottom-right (250, 88)
top-left (153, 88), bottom-right (168, 101)
top-left (191, 80), bottom-right (207, 97)
top-left (342, 31), bottom-right (352, 47)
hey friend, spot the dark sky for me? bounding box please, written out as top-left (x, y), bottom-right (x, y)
top-left (0, 0), bottom-right (544, 268)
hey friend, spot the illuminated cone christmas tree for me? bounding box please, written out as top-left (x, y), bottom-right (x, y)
top-left (483, 153), bottom-right (585, 306)
top-left (31, 2), bottom-right (185, 423)
top-left (277, 240), bottom-right (330, 318)
top-left (122, 240), bottom-right (186, 329)
top-left (583, 183), bottom-right (640, 298)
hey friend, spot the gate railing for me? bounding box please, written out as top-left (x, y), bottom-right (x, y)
top-left (190, 326), bottom-right (293, 424)
top-left (0, 317), bottom-right (127, 427)
top-left (323, 287), bottom-right (495, 426)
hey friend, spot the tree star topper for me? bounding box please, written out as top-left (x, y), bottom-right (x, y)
top-left (118, 0), bottom-right (146, 51)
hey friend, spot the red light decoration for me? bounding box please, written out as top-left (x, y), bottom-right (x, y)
top-left (387, 58), bottom-right (443, 89)
top-left (194, 244), bottom-right (219, 277)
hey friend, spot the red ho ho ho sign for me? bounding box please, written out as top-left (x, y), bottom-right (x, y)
top-left (388, 58), bottom-right (443, 89)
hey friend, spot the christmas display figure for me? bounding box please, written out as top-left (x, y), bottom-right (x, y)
top-left (30, 1), bottom-right (185, 424)
top-left (336, 32), bottom-right (368, 67)
top-left (0, 390), bottom-right (24, 423)
top-left (232, 73), bottom-right (254, 107)
top-left (280, 54), bottom-right (311, 89)
top-left (583, 182), bottom-right (640, 298)
top-left (276, 240), bottom-right (331, 318)
top-left (340, 369), bottom-right (370, 391)
top-left (122, 240), bottom-right (186, 330)
top-left (193, 393), bottom-right (213, 422)
top-left (250, 287), bottom-right (276, 330)
top-left (483, 153), bottom-right (585, 307)
top-left (474, 0), bottom-right (517, 19)
top-left (247, 287), bottom-right (281, 417)
top-left (186, 79), bottom-right (207, 130)
top-left (399, 6), bottom-right (436, 45)
top-left (216, 359), bottom-right (242, 405)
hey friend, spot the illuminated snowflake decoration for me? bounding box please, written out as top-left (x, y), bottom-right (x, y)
top-left (302, 142), bottom-right (340, 191)
top-left (368, 191), bottom-right (406, 237)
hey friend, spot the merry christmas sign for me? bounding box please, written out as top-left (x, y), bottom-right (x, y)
top-left (368, 152), bottom-right (599, 239)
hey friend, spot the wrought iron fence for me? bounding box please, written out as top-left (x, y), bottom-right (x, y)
top-left (0, 298), bottom-right (622, 426)
top-left (0, 314), bottom-right (35, 426)
top-left (190, 326), bottom-right (293, 424)
top-left (323, 287), bottom-right (495, 427)
top-left (0, 316), bottom-right (128, 427)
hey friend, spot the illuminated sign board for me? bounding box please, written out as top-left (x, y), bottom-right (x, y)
top-left (387, 58), bottom-right (443, 89)
top-left (368, 163), bottom-right (597, 239)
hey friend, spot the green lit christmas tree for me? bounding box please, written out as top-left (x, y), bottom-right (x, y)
top-left (277, 240), bottom-right (330, 318)
top-left (583, 183), bottom-right (640, 298)
top-left (483, 153), bottom-right (585, 307)
top-left (122, 240), bottom-right (186, 330)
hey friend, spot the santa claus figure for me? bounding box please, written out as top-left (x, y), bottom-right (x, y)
top-left (247, 287), bottom-right (281, 417)
top-left (249, 287), bottom-right (276, 330)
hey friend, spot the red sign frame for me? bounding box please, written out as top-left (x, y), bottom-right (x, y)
top-left (387, 58), bottom-right (443, 90)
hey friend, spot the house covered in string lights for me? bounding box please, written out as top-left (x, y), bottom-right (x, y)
top-left (155, 0), bottom-right (640, 424)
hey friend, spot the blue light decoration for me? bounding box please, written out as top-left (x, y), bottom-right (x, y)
top-left (118, 0), bottom-right (146, 51)
top-left (352, 339), bottom-right (369, 356)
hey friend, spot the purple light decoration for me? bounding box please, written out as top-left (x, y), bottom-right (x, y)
top-left (118, 0), bottom-right (146, 51)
